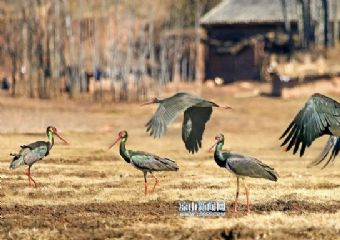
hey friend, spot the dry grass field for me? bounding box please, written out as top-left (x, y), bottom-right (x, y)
top-left (1, 84), bottom-right (340, 240)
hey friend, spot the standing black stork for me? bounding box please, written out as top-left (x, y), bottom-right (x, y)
top-left (280, 93), bottom-right (340, 168)
top-left (142, 92), bottom-right (231, 153)
top-left (108, 130), bottom-right (179, 195)
top-left (9, 126), bottom-right (68, 187)
top-left (210, 134), bottom-right (279, 213)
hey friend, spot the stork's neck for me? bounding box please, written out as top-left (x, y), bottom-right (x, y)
top-left (119, 138), bottom-right (131, 163)
top-left (214, 142), bottom-right (226, 167)
top-left (47, 131), bottom-right (54, 150)
top-left (215, 142), bottom-right (224, 152)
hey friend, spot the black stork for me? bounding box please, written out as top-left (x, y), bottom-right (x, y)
top-left (210, 133), bottom-right (279, 213)
top-left (108, 130), bottom-right (179, 195)
top-left (9, 126), bottom-right (68, 187)
top-left (280, 93), bottom-right (340, 168)
top-left (142, 92), bottom-right (231, 153)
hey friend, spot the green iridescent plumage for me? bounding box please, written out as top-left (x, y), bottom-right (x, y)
top-left (213, 134), bottom-right (278, 181)
top-left (9, 126), bottom-right (68, 187)
top-left (211, 133), bottom-right (278, 212)
top-left (109, 130), bottom-right (178, 195)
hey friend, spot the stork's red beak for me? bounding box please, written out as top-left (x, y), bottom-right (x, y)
top-left (108, 135), bottom-right (121, 150)
top-left (208, 139), bottom-right (218, 152)
top-left (216, 104), bottom-right (232, 110)
top-left (54, 132), bottom-right (69, 145)
top-left (141, 99), bottom-right (155, 106)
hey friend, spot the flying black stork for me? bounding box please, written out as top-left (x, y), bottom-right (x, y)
top-left (108, 130), bottom-right (179, 195)
top-left (9, 126), bottom-right (68, 187)
top-left (280, 93), bottom-right (340, 168)
top-left (142, 92), bottom-right (231, 153)
top-left (210, 133), bottom-right (279, 213)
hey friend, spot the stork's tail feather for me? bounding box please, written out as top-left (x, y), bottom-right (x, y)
top-left (258, 162), bottom-right (279, 181)
top-left (256, 160), bottom-right (279, 181)
top-left (9, 152), bottom-right (24, 169)
top-left (160, 158), bottom-right (179, 171)
top-left (266, 168), bottom-right (279, 182)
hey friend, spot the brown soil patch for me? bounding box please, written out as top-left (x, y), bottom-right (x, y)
top-left (0, 201), bottom-right (177, 240)
top-left (209, 225), bottom-right (340, 240)
top-left (219, 199), bottom-right (340, 215)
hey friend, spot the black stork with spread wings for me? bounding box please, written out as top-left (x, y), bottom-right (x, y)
top-left (142, 92), bottom-right (231, 153)
top-left (280, 93), bottom-right (340, 168)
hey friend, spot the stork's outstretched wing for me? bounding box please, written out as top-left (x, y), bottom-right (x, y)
top-left (182, 106), bottom-right (212, 153)
top-left (309, 136), bottom-right (340, 168)
top-left (145, 93), bottom-right (202, 138)
top-left (280, 93), bottom-right (340, 157)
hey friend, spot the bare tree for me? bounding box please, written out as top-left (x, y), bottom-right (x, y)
top-left (321, 0), bottom-right (329, 47)
top-left (332, 0), bottom-right (339, 46)
top-left (4, 18), bottom-right (19, 97)
top-left (0, 0), bottom-right (219, 101)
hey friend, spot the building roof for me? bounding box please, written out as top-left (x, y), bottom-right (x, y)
top-left (200, 0), bottom-right (340, 26)
top-left (200, 0), bottom-right (300, 25)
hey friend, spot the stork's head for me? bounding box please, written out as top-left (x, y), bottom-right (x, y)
top-left (215, 133), bottom-right (224, 143)
top-left (141, 97), bottom-right (160, 106)
top-left (46, 126), bottom-right (69, 144)
top-left (47, 126), bottom-right (57, 135)
top-left (108, 130), bottom-right (128, 149)
top-left (208, 133), bottom-right (225, 152)
top-left (118, 130), bottom-right (128, 140)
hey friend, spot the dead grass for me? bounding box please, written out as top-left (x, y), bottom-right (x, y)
top-left (1, 83), bottom-right (340, 239)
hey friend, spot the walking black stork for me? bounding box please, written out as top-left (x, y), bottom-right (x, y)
top-left (142, 92), bottom-right (231, 153)
top-left (280, 93), bottom-right (340, 168)
top-left (210, 134), bottom-right (279, 213)
top-left (9, 126), bottom-right (68, 187)
top-left (108, 130), bottom-right (179, 195)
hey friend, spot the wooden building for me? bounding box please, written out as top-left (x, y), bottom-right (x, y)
top-left (200, 0), bottom-right (340, 83)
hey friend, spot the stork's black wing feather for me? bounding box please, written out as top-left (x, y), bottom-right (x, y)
top-left (130, 151), bottom-right (179, 171)
top-left (145, 93), bottom-right (203, 138)
top-left (225, 153), bottom-right (279, 181)
top-left (280, 93), bottom-right (340, 157)
top-left (308, 136), bottom-right (340, 168)
top-left (182, 106), bottom-right (212, 153)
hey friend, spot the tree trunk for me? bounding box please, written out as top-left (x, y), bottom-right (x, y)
top-left (321, 0), bottom-right (329, 48)
top-left (10, 52), bottom-right (17, 97)
top-left (281, 0), bottom-right (293, 57)
top-left (195, 0), bottom-right (204, 85)
top-left (333, 0), bottom-right (339, 45)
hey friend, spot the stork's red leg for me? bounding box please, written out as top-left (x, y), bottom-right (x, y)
top-left (29, 175), bottom-right (37, 188)
top-left (144, 172), bottom-right (148, 195)
top-left (24, 168), bottom-right (31, 187)
top-left (242, 179), bottom-right (250, 213)
top-left (144, 183), bottom-right (147, 195)
top-left (234, 177), bottom-right (240, 212)
top-left (150, 174), bottom-right (159, 193)
top-left (25, 167), bottom-right (37, 188)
